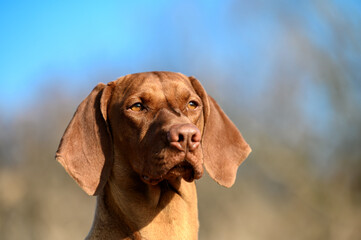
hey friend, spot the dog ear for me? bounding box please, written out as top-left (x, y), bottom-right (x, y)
top-left (55, 82), bottom-right (115, 195)
top-left (189, 76), bottom-right (251, 188)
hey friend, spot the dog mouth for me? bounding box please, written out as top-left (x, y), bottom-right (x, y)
top-left (165, 161), bottom-right (195, 182)
top-left (141, 159), bottom-right (202, 186)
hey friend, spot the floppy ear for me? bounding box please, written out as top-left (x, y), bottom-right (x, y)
top-left (189, 76), bottom-right (251, 188)
top-left (55, 83), bottom-right (114, 195)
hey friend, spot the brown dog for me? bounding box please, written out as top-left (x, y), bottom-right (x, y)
top-left (56, 71), bottom-right (251, 239)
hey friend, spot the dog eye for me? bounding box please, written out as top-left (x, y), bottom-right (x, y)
top-left (129, 103), bottom-right (145, 112)
top-left (188, 101), bottom-right (198, 110)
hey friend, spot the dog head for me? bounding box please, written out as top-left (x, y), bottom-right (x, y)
top-left (56, 72), bottom-right (251, 195)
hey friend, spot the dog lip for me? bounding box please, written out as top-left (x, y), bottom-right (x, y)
top-left (141, 175), bottom-right (162, 185)
top-left (141, 152), bottom-right (203, 185)
top-left (171, 161), bottom-right (193, 170)
top-left (164, 160), bottom-right (196, 182)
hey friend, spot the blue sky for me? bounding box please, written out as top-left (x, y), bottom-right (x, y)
top-left (1, 1), bottom-right (238, 107)
top-left (0, 0), bottom-right (359, 119)
top-left (0, 1), bottom-right (275, 92)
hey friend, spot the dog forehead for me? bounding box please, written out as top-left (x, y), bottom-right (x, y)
top-left (114, 71), bottom-right (195, 99)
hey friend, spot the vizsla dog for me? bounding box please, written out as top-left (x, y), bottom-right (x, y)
top-left (56, 71), bottom-right (251, 239)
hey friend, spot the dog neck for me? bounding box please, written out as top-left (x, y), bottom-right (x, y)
top-left (86, 154), bottom-right (199, 240)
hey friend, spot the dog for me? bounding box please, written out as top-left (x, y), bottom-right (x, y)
top-left (56, 71), bottom-right (251, 239)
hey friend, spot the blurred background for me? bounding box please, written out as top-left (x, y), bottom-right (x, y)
top-left (1, 0), bottom-right (360, 239)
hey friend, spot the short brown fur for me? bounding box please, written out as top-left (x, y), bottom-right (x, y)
top-left (56, 71), bottom-right (251, 239)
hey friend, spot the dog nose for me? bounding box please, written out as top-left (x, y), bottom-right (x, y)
top-left (167, 124), bottom-right (201, 151)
